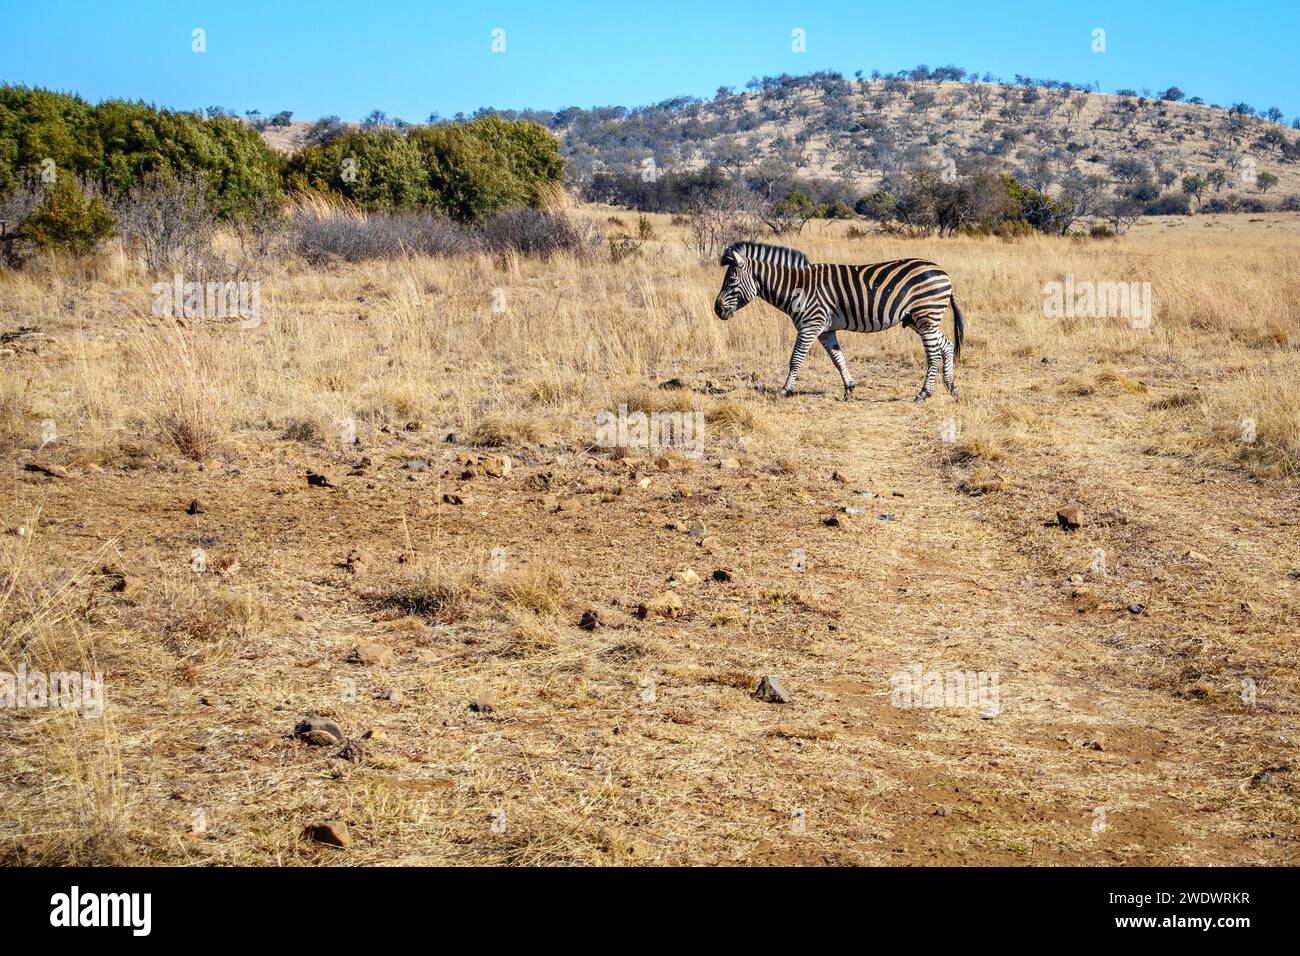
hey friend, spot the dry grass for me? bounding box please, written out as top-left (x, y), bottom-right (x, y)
top-left (2, 209), bottom-right (1298, 866)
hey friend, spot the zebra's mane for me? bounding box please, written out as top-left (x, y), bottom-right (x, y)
top-left (720, 241), bottom-right (811, 268)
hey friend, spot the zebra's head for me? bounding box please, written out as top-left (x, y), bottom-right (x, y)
top-left (714, 244), bottom-right (759, 320)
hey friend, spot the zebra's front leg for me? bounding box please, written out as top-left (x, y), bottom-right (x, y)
top-left (782, 323), bottom-right (821, 397)
top-left (818, 329), bottom-right (855, 401)
top-left (912, 316), bottom-right (943, 403)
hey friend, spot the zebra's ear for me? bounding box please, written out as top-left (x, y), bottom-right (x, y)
top-left (720, 247), bottom-right (746, 268)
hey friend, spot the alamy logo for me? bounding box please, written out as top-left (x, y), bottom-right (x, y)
top-left (152, 274), bottom-right (262, 329)
top-left (1, 666), bottom-right (103, 718)
top-left (50, 886), bottom-right (151, 936)
top-left (595, 403), bottom-right (705, 458)
top-left (1043, 275), bottom-right (1153, 329)
top-left (890, 664), bottom-right (1000, 717)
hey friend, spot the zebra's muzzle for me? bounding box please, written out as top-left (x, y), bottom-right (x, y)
top-left (714, 298), bottom-right (732, 320)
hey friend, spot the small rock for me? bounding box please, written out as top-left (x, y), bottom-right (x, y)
top-left (306, 470), bottom-right (336, 489)
top-left (752, 675), bottom-right (790, 704)
top-left (444, 431), bottom-right (464, 444)
top-left (579, 608), bottom-right (631, 630)
top-left (712, 568), bottom-right (734, 582)
top-left (344, 549), bottom-right (368, 573)
top-left (1056, 505), bottom-right (1084, 530)
top-left (403, 459), bottom-right (429, 472)
top-left (481, 455), bottom-right (512, 478)
top-left (381, 686), bottom-right (403, 702)
top-left (1128, 603), bottom-right (1145, 615)
top-left (442, 492), bottom-right (469, 505)
top-left (303, 821), bottom-right (352, 849)
top-left (336, 740), bottom-right (366, 763)
top-left (347, 640), bottom-right (391, 665)
top-left (718, 457), bottom-right (740, 470)
top-left (112, 574), bottom-right (143, 595)
top-left (187, 498), bottom-right (206, 515)
top-left (1183, 549), bottom-right (1210, 563)
top-left (688, 520), bottom-right (707, 542)
top-left (555, 497), bottom-right (582, 513)
top-left (24, 462), bottom-right (70, 479)
top-left (637, 590), bottom-right (683, 620)
top-left (669, 567), bottom-right (700, 585)
top-left (823, 514), bottom-right (851, 528)
top-left (469, 696), bottom-right (496, 714)
top-left (294, 717), bottom-right (344, 746)
top-left (1083, 733), bottom-right (1106, 752)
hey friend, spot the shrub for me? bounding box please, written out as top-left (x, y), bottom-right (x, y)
top-left (17, 177), bottom-right (115, 255)
top-left (288, 203), bottom-right (470, 263)
top-left (112, 171), bottom-right (216, 272)
top-left (475, 206), bottom-right (602, 259)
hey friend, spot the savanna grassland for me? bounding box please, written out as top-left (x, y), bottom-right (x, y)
top-left (1, 209), bottom-right (1298, 865)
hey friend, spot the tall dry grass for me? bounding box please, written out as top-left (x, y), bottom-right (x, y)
top-left (0, 210), bottom-right (1296, 475)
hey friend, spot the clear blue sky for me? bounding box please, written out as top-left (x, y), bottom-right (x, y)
top-left (2, 0), bottom-right (1297, 122)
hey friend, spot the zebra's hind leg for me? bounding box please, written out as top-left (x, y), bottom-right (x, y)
top-left (911, 314), bottom-right (943, 403)
top-left (939, 335), bottom-right (960, 399)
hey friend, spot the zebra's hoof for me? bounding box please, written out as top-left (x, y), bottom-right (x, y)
top-left (948, 386), bottom-right (962, 400)
top-left (913, 391), bottom-right (931, 403)
top-left (843, 387), bottom-right (855, 402)
top-left (782, 388), bottom-right (795, 398)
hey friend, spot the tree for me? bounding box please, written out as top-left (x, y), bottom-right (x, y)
top-left (1159, 87), bottom-right (1185, 102)
top-left (764, 191), bottom-right (821, 235)
top-left (1181, 174), bottom-right (1207, 205)
top-left (271, 110), bottom-right (293, 127)
top-left (1256, 171), bottom-right (1279, 193)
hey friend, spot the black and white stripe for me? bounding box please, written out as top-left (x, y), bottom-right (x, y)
top-left (713, 241), bottom-right (965, 402)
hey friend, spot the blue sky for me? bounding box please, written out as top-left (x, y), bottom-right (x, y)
top-left (2, 0), bottom-right (1297, 122)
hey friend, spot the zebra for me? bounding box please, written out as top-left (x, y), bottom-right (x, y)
top-left (712, 241), bottom-right (965, 402)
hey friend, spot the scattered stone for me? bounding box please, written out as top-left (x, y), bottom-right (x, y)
top-left (752, 675), bottom-right (790, 704)
top-left (659, 377), bottom-right (689, 389)
top-left (1248, 770), bottom-right (1274, 788)
top-left (336, 740), bottom-right (366, 763)
top-left (1183, 549), bottom-right (1210, 563)
top-left (306, 470), bottom-right (336, 489)
top-left (112, 574), bottom-right (143, 595)
top-left (347, 640), bottom-right (391, 666)
top-left (877, 513), bottom-right (897, 521)
top-left (442, 492), bottom-right (468, 505)
top-left (718, 457), bottom-right (740, 470)
top-left (579, 608), bottom-right (631, 630)
top-left (481, 455), bottom-right (512, 478)
top-left (688, 520), bottom-right (707, 542)
top-left (343, 549), bottom-right (368, 574)
top-left (823, 514), bottom-right (852, 528)
top-left (555, 497), bottom-right (582, 513)
top-left (381, 686), bottom-right (403, 703)
top-left (669, 567), bottom-right (700, 586)
top-left (1083, 733), bottom-right (1107, 752)
top-left (187, 498), bottom-right (206, 515)
top-left (404, 421), bottom-right (422, 432)
top-left (24, 462), bottom-right (69, 479)
top-left (294, 717), bottom-right (344, 746)
top-left (830, 470), bottom-right (854, 484)
top-left (444, 431), bottom-right (464, 444)
top-left (303, 821), bottom-right (352, 849)
top-left (1056, 505), bottom-right (1084, 530)
top-left (403, 459), bottom-right (430, 472)
top-left (469, 696), bottom-right (496, 714)
top-left (636, 476), bottom-right (652, 489)
top-left (711, 568), bottom-right (734, 582)
top-left (1128, 603), bottom-right (1145, 615)
top-left (637, 590), bottom-right (683, 620)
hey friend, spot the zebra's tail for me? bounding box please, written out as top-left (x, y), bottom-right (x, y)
top-left (950, 295), bottom-right (965, 361)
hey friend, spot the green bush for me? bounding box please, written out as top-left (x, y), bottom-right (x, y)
top-left (0, 84), bottom-right (282, 219)
top-left (19, 177), bottom-right (115, 254)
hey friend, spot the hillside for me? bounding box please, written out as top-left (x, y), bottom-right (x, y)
top-left (258, 74), bottom-right (1300, 213)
